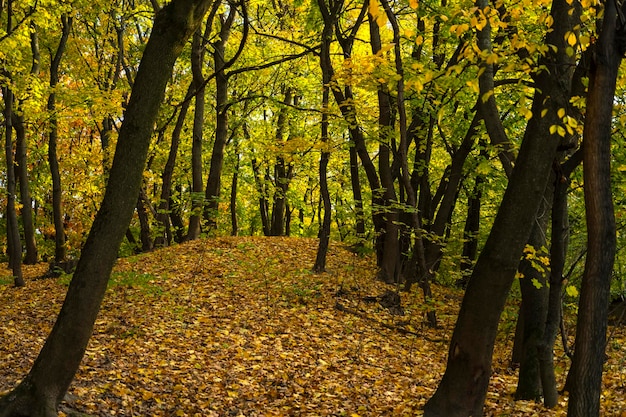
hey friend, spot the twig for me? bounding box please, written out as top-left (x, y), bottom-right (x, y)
top-left (334, 301), bottom-right (445, 343)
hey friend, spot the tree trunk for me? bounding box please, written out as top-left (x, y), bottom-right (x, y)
top-left (3, 87), bottom-right (24, 287)
top-left (47, 15), bottom-right (71, 266)
top-left (251, 157), bottom-right (271, 236)
top-left (13, 113), bottom-right (38, 264)
top-left (514, 204), bottom-right (550, 400)
top-left (458, 174), bottom-right (483, 287)
top-left (230, 140), bottom-right (240, 236)
top-left (154, 83), bottom-right (192, 247)
top-left (313, 0), bottom-right (334, 272)
top-left (424, 0), bottom-right (579, 412)
top-left (187, 28), bottom-right (207, 241)
top-left (0, 2), bottom-right (212, 415)
top-left (567, 3), bottom-right (621, 414)
top-left (348, 144), bottom-right (366, 246)
top-left (204, 10), bottom-right (235, 231)
top-left (137, 188), bottom-right (154, 252)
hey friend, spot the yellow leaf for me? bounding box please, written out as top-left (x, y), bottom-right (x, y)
top-left (485, 53), bottom-right (498, 65)
top-left (557, 108), bottom-right (566, 118)
top-left (567, 31), bottom-right (577, 46)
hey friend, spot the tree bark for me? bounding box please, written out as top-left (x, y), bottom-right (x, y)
top-left (567, 2), bottom-right (622, 414)
top-left (0, 2), bottom-right (213, 415)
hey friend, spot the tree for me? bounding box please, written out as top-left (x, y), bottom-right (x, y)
top-left (312, 0), bottom-right (338, 272)
top-left (0, 1), bottom-right (214, 415)
top-left (47, 14), bottom-right (72, 267)
top-left (567, 0), bottom-right (624, 414)
top-left (423, 0), bottom-right (581, 412)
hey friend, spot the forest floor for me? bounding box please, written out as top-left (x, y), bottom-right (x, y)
top-left (1, 236), bottom-right (626, 416)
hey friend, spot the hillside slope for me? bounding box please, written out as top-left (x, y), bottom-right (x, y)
top-left (1, 237), bottom-right (624, 416)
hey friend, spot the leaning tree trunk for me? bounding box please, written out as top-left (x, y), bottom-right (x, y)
top-left (567, 3), bottom-right (622, 415)
top-left (0, 2), bottom-right (213, 415)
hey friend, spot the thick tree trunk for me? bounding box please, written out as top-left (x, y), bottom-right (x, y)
top-left (567, 3), bottom-right (621, 414)
top-left (424, 0), bottom-right (579, 413)
top-left (0, 3), bottom-right (212, 415)
top-left (514, 206), bottom-right (550, 400)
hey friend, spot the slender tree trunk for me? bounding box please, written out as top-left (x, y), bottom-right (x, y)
top-left (230, 150), bottom-right (239, 236)
top-left (13, 113), bottom-right (37, 264)
top-left (204, 10), bottom-right (236, 231)
top-left (379, 0), bottom-right (435, 326)
top-left (170, 185), bottom-right (186, 243)
top-left (0, 3), bottom-right (213, 415)
top-left (348, 144), bottom-right (366, 246)
top-left (252, 157), bottom-right (271, 236)
top-left (187, 29), bottom-right (206, 240)
top-left (137, 188), bottom-right (154, 252)
top-left (3, 87), bottom-right (24, 287)
top-left (154, 83), bottom-right (192, 247)
top-left (269, 88), bottom-right (293, 237)
top-left (313, 0), bottom-right (334, 272)
top-left (567, 3), bottom-right (621, 414)
top-left (48, 14), bottom-right (71, 266)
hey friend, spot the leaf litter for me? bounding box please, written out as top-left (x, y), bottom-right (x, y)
top-left (0, 236), bottom-right (625, 416)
